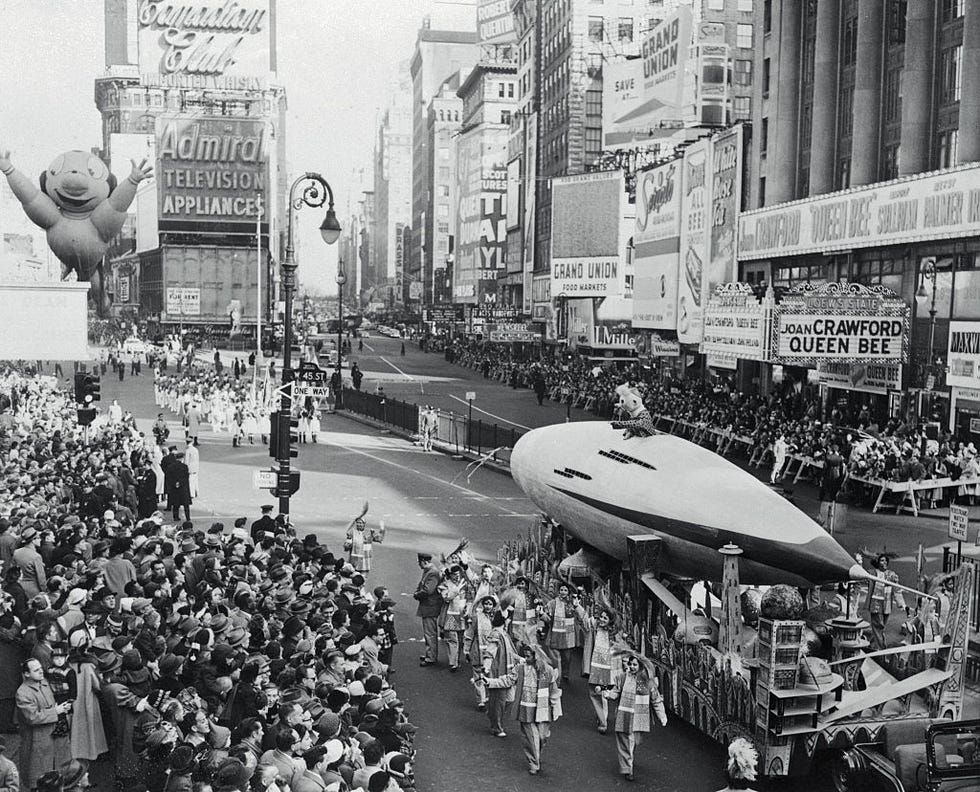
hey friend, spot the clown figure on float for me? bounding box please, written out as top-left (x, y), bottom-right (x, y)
top-left (611, 383), bottom-right (657, 439)
top-left (0, 146), bottom-right (152, 315)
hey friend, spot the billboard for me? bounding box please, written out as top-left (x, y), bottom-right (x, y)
top-left (677, 139), bottom-right (709, 344)
top-left (948, 322), bottom-right (980, 389)
top-left (602, 9), bottom-right (693, 149)
top-left (739, 161), bottom-right (980, 260)
top-left (705, 126), bottom-right (742, 308)
top-left (772, 282), bottom-right (910, 365)
top-left (818, 362), bottom-right (902, 395)
top-left (700, 282), bottom-right (770, 366)
top-left (162, 246), bottom-right (262, 322)
top-left (550, 171), bottom-right (626, 296)
top-left (166, 287), bottom-right (201, 316)
top-left (476, 0), bottom-right (516, 43)
top-left (157, 116), bottom-right (268, 231)
top-left (632, 161), bottom-right (681, 329)
top-left (137, 0), bottom-right (273, 79)
top-left (455, 130), bottom-right (508, 304)
top-left (522, 113), bottom-right (538, 314)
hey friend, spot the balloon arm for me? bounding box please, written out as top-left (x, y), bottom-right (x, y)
top-left (105, 174), bottom-right (139, 216)
top-left (3, 167), bottom-right (58, 229)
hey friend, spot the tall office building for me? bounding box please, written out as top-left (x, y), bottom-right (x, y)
top-left (374, 63), bottom-right (413, 307)
top-left (409, 21), bottom-right (479, 307)
top-left (534, 0), bottom-right (646, 276)
top-left (750, 0), bottom-right (980, 208)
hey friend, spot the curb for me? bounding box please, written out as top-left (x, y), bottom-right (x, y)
top-left (334, 409), bottom-right (513, 477)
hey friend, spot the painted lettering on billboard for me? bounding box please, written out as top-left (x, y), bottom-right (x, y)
top-left (700, 282), bottom-right (770, 364)
top-left (477, 0), bottom-right (516, 43)
top-left (677, 139), bottom-right (708, 344)
top-left (948, 321), bottom-right (980, 389)
top-left (157, 116), bottom-right (267, 227)
top-left (739, 161), bottom-right (980, 260)
top-left (137, 0), bottom-right (273, 78)
top-left (632, 161), bottom-right (681, 330)
top-left (705, 127), bottom-right (741, 309)
top-left (550, 171), bottom-right (625, 296)
top-left (602, 8), bottom-right (693, 149)
top-left (455, 130), bottom-right (507, 304)
top-left (818, 362), bottom-right (902, 395)
top-left (772, 282), bottom-right (910, 365)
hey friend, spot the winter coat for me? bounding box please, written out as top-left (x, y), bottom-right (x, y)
top-left (0, 754), bottom-right (19, 792)
top-left (414, 563), bottom-right (443, 618)
top-left (71, 657), bottom-right (108, 761)
top-left (16, 678), bottom-right (60, 789)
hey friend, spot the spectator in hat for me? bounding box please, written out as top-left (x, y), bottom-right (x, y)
top-left (44, 642), bottom-right (73, 771)
top-left (414, 553), bottom-right (442, 667)
top-left (17, 658), bottom-right (70, 789)
top-left (165, 452), bottom-right (192, 523)
top-left (105, 539), bottom-right (137, 602)
top-left (250, 506), bottom-right (276, 544)
top-left (0, 592), bottom-right (23, 734)
top-left (69, 635), bottom-right (107, 763)
top-left (13, 526), bottom-right (46, 599)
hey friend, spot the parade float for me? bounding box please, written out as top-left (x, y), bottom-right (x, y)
top-left (503, 392), bottom-right (980, 790)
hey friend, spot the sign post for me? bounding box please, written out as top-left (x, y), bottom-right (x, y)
top-left (949, 503), bottom-right (969, 561)
top-left (465, 391), bottom-right (476, 452)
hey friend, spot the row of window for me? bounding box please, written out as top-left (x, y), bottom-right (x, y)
top-left (707, 0), bottom-right (754, 11)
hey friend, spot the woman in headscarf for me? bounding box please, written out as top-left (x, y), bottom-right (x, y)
top-left (67, 629), bottom-right (107, 763)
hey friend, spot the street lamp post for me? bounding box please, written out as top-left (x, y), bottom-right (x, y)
top-left (917, 258), bottom-right (939, 387)
top-left (336, 260), bottom-right (347, 410)
top-left (278, 173), bottom-right (341, 515)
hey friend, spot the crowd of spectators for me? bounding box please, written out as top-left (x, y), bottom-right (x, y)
top-left (440, 340), bottom-right (980, 504)
top-left (0, 365), bottom-right (418, 792)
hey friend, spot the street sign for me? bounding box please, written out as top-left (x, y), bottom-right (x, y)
top-left (949, 503), bottom-right (969, 542)
top-left (297, 384), bottom-right (331, 399)
top-left (253, 469), bottom-right (276, 490)
top-left (465, 391), bottom-right (476, 402)
top-left (297, 361), bottom-right (328, 383)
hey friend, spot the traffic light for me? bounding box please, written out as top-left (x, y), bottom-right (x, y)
top-left (76, 408), bottom-right (97, 426)
top-left (74, 373), bottom-right (101, 405)
top-left (268, 410), bottom-right (279, 459)
top-left (272, 469), bottom-right (301, 499)
top-left (285, 415), bottom-right (300, 459)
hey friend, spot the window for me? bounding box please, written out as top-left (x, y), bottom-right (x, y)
top-left (888, 0), bottom-right (907, 44)
top-left (800, 102), bottom-right (812, 150)
top-left (941, 0), bottom-right (964, 23)
top-left (618, 17), bottom-right (634, 42)
top-left (838, 84), bottom-right (854, 137)
top-left (439, 184), bottom-right (450, 197)
top-left (736, 23), bottom-right (753, 49)
top-left (734, 59), bottom-right (752, 86)
top-left (588, 16), bottom-right (604, 41)
top-left (939, 45), bottom-right (962, 104)
top-left (772, 263), bottom-right (826, 289)
top-left (437, 221), bottom-right (449, 234)
top-left (759, 118), bottom-right (769, 153)
top-left (437, 204), bottom-right (449, 217)
top-left (501, 110), bottom-right (512, 124)
top-left (758, 176), bottom-right (766, 204)
top-left (883, 68), bottom-right (902, 121)
top-left (764, 0), bottom-right (772, 33)
top-left (438, 166), bottom-right (450, 180)
top-left (937, 129), bottom-right (959, 168)
top-left (499, 82), bottom-right (506, 97)
top-left (841, 15), bottom-right (858, 66)
top-left (586, 89), bottom-right (602, 118)
top-left (738, 0), bottom-right (753, 11)
top-left (708, 0), bottom-right (724, 9)
top-left (438, 147), bottom-right (450, 161)
top-left (733, 96), bottom-right (751, 118)
top-left (585, 127), bottom-right (602, 160)
top-left (837, 157), bottom-right (851, 189)
top-left (802, 37), bottom-right (815, 83)
top-left (762, 58), bottom-right (771, 96)
top-left (881, 143), bottom-right (900, 179)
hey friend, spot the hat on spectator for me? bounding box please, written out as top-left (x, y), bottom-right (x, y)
top-left (385, 753), bottom-right (410, 777)
top-left (60, 760), bottom-right (88, 789)
top-left (169, 745), bottom-right (196, 774)
top-left (315, 711), bottom-right (342, 739)
top-left (323, 739), bottom-right (345, 765)
top-left (416, 551), bottom-right (433, 562)
top-left (289, 600), bottom-right (311, 617)
top-left (261, 504), bottom-right (274, 513)
top-left (18, 526), bottom-right (37, 545)
top-left (226, 626), bottom-right (248, 649)
top-left (36, 772), bottom-right (63, 792)
top-left (158, 654), bottom-right (183, 676)
top-left (347, 680), bottom-right (365, 697)
top-left (210, 615), bottom-right (229, 634)
top-left (97, 653), bottom-right (122, 675)
top-left (364, 698), bottom-right (385, 715)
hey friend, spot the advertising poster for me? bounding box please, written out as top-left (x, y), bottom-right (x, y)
top-left (705, 126), bottom-right (742, 308)
top-left (550, 171), bottom-right (625, 296)
top-left (157, 116), bottom-right (268, 230)
top-left (476, 0), bottom-right (516, 43)
top-left (523, 113), bottom-right (538, 314)
top-left (137, 0), bottom-right (273, 79)
top-left (818, 362), bottom-right (903, 394)
top-left (700, 282), bottom-right (769, 365)
top-left (601, 8), bottom-right (693, 149)
top-left (632, 161), bottom-right (681, 330)
top-left (455, 130), bottom-right (508, 304)
top-left (676, 139), bottom-right (709, 344)
top-left (739, 160), bottom-right (980, 259)
top-left (948, 321), bottom-right (980, 389)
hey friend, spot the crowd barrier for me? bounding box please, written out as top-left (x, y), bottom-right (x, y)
top-left (340, 387), bottom-right (523, 463)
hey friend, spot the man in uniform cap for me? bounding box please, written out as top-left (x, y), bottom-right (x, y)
top-left (250, 505), bottom-right (276, 543)
top-left (413, 552), bottom-right (442, 667)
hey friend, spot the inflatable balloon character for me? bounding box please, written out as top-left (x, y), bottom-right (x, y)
top-left (0, 146), bottom-right (152, 315)
top-left (611, 383), bottom-right (656, 439)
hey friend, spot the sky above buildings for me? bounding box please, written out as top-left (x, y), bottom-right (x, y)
top-left (0, 0), bottom-right (475, 293)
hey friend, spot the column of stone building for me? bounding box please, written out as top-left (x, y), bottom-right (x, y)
top-left (899, 0), bottom-right (936, 175)
top-left (851, 0), bottom-right (885, 185)
top-left (769, 0), bottom-right (803, 204)
top-left (809, 0), bottom-right (841, 195)
top-left (957, 0), bottom-right (980, 163)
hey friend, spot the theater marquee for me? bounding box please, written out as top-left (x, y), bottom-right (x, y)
top-left (771, 282), bottom-right (909, 365)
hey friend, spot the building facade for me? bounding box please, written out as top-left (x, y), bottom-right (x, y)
top-left (454, 60), bottom-right (518, 306)
top-left (738, 0), bottom-right (980, 427)
top-left (409, 24), bottom-right (479, 308)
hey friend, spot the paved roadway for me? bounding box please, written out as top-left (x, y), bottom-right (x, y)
top-left (99, 369), bottom-right (742, 791)
top-left (92, 340), bottom-right (980, 791)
